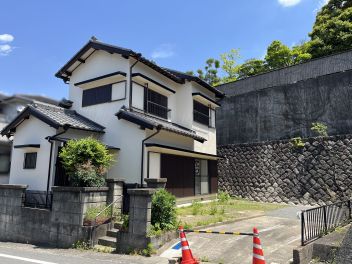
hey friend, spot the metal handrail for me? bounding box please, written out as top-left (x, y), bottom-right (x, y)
top-left (89, 196), bottom-right (123, 247)
top-left (92, 196), bottom-right (123, 227)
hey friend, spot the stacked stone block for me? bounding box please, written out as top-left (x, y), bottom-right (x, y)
top-left (218, 135), bottom-right (352, 205)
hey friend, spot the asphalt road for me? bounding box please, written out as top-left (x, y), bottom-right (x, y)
top-left (0, 242), bottom-right (168, 264)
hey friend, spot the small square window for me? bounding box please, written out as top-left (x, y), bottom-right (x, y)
top-left (24, 153), bottom-right (37, 169)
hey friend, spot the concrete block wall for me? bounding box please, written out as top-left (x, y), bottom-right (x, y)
top-left (0, 182), bottom-right (123, 248)
top-left (218, 134), bottom-right (352, 206)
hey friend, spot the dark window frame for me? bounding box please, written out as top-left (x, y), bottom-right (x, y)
top-left (193, 100), bottom-right (210, 126)
top-left (82, 84), bottom-right (112, 107)
top-left (23, 152), bottom-right (37, 169)
top-left (144, 88), bottom-right (169, 119)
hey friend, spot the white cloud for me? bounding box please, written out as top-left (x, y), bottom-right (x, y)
top-left (151, 44), bottom-right (175, 59)
top-left (0, 34), bottom-right (14, 43)
top-left (278, 0), bottom-right (302, 7)
top-left (0, 44), bottom-right (14, 56)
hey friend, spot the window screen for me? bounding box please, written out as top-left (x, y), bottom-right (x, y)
top-left (24, 152), bottom-right (37, 169)
top-left (144, 89), bottom-right (168, 119)
top-left (82, 84), bottom-right (112, 107)
top-left (193, 100), bottom-right (209, 126)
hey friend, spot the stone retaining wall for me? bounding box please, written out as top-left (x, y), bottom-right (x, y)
top-left (218, 135), bottom-right (352, 205)
top-left (0, 181), bottom-right (123, 247)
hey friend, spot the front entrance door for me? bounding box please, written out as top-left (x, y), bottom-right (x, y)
top-left (160, 154), bottom-right (195, 197)
top-left (54, 147), bottom-right (69, 186)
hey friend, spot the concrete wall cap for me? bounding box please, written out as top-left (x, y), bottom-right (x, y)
top-left (127, 188), bottom-right (156, 195)
top-left (144, 178), bottom-right (167, 183)
top-left (0, 184), bottom-right (28, 190)
top-left (51, 186), bottom-right (109, 192)
top-left (105, 178), bottom-right (125, 183)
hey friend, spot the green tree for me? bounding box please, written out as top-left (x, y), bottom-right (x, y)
top-left (265, 40), bottom-right (293, 69)
top-left (196, 58), bottom-right (221, 86)
top-left (309, 0), bottom-right (352, 58)
top-left (220, 49), bottom-right (241, 83)
top-left (236, 58), bottom-right (267, 79)
top-left (291, 42), bottom-right (312, 64)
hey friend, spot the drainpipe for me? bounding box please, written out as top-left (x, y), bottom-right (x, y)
top-left (140, 125), bottom-right (162, 186)
top-left (45, 125), bottom-right (70, 195)
top-left (129, 53), bottom-right (142, 109)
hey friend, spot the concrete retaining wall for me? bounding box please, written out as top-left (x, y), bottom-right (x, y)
top-left (218, 135), bottom-right (352, 205)
top-left (216, 50), bottom-right (352, 145)
top-left (0, 182), bottom-right (123, 247)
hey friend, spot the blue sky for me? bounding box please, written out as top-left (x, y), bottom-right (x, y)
top-left (0, 0), bottom-right (328, 100)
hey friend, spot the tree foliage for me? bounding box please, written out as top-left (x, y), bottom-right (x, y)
top-left (309, 0), bottom-right (352, 58)
top-left (151, 189), bottom-right (177, 231)
top-left (59, 137), bottom-right (113, 187)
top-left (196, 58), bottom-right (221, 86)
top-left (187, 0), bottom-right (351, 86)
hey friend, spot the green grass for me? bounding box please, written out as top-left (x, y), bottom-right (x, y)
top-left (177, 198), bottom-right (286, 228)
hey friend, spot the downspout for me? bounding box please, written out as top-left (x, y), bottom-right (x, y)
top-left (140, 125), bottom-right (162, 186)
top-left (129, 54), bottom-right (142, 109)
top-left (45, 125), bottom-right (70, 195)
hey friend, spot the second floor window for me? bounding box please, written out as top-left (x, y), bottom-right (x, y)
top-left (193, 100), bottom-right (210, 126)
top-left (144, 89), bottom-right (168, 119)
top-left (82, 84), bottom-right (112, 107)
top-left (24, 152), bottom-right (37, 169)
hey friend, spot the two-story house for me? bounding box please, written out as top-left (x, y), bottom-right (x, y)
top-left (0, 94), bottom-right (58, 184)
top-left (1, 38), bottom-right (224, 197)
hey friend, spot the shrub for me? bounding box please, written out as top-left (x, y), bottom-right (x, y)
top-left (191, 200), bottom-right (203, 215)
top-left (70, 161), bottom-right (105, 187)
top-left (83, 204), bottom-right (120, 226)
top-left (59, 137), bottom-right (113, 187)
top-left (151, 189), bottom-right (177, 231)
top-left (311, 122), bottom-right (328, 137)
top-left (291, 137), bottom-right (305, 148)
top-left (217, 191), bottom-right (231, 204)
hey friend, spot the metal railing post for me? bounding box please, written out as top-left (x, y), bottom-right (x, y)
top-left (323, 206), bottom-right (328, 233)
top-left (301, 211), bottom-right (305, 246)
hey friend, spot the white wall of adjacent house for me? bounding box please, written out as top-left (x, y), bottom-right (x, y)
top-left (9, 116), bottom-right (55, 191)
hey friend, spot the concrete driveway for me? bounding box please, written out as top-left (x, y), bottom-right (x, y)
top-left (161, 205), bottom-right (310, 264)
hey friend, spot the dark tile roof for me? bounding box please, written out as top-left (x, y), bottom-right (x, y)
top-left (1, 102), bottom-right (105, 136)
top-left (55, 38), bottom-right (224, 98)
top-left (116, 107), bottom-right (206, 143)
top-left (165, 68), bottom-right (225, 98)
top-left (56, 39), bottom-right (183, 84)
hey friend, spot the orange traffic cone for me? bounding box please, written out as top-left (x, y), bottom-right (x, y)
top-left (253, 227), bottom-right (266, 264)
top-left (179, 226), bottom-right (199, 264)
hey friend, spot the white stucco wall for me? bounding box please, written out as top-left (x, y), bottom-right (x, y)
top-left (64, 49), bottom-right (219, 185)
top-left (9, 116), bottom-right (55, 191)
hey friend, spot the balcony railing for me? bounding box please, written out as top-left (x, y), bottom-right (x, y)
top-left (145, 100), bottom-right (171, 120)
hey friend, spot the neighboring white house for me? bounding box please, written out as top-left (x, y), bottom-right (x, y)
top-left (1, 38), bottom-right (224, 197)
top-left (0, 94), bottom-right (58, 184)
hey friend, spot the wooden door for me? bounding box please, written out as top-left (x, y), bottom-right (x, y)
top-left (160, 154), bottom-right (195, 197)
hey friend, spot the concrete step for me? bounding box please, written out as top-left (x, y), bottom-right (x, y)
top-left (106, 228), bottom-right (119, 237)
top-left (98, 236), bottom-right (116, 247)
